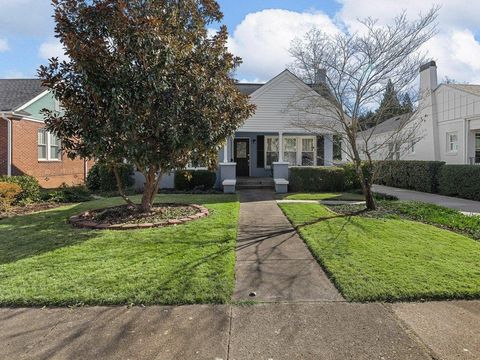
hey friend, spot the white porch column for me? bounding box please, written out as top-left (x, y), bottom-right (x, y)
top-left (278, 131), bottom-right (283, 162)
top-left (223, 141), bottom-right (228, 163)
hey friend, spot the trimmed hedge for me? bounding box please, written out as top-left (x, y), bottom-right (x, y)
top-left (0, 175), bottom-right (40, 203)
top-left (41, 184), bottom-right (92, 203)
top-left (340, 162), bottom-right (373, 190)
top-left (86, 163), bottom-right (135, 192)
top-left (375, 160), bottom-right (445, 193)
top-left (439, 165), bottom-right (480, 201)
top-left (289, 166), bottom-right (346, 192)
top-left (174, 170), bottom-right (216, 191)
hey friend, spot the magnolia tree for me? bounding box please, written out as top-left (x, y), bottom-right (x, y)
top-left (39, 0), bottom-right (254, 212)
top-left (288, 9), bottom-right (438, 210)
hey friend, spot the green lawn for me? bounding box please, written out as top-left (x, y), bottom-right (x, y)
top-left (279, 202), bottom-right (480, 302)
top-left (0, 194), bottom-right (239, 306)
top-left (282, 192), bottom-right (365, 201)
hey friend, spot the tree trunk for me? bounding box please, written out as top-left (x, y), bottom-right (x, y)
top-left (113, 164), bottom-right (135, 207)
top-left (140, 167), bottom-right (162, 213)
top-left (363, 181), bottom-right (376, 210)
top-left (352, 157), bottom-right (376, 211)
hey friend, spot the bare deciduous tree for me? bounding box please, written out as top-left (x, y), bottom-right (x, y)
top-left (288, 9), bottom-right (439, 210)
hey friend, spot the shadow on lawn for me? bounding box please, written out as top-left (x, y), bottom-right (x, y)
top-left (0, 193), bottom-right (238, 266)
top-left (0, 203), bottom-right (102, 265)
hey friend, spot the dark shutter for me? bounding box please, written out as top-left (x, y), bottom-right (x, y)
top-left (257, 135), bottom-right (265, 168)
top-left (316, 136), bottom-right (324, 166)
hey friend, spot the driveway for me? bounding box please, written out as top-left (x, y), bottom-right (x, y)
top-left (373, 184), bottom-right (480, 213)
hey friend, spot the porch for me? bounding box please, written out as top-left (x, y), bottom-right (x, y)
top-left (219, 131), bottom-right (337, 193)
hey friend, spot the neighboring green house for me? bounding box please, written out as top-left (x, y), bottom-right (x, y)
top-left (0, 79), bottom-right (91, 188)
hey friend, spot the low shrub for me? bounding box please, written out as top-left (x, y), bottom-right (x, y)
top-left (439, 165), bottom-right (480, 201)
top-left (0, 182), bottom-right (22, 211)
top-left (42, 184), bottom-right (92, 203)
top-left (375, 160), bottom-right (445, 193)
top-left (174, 170), bottom-right (217, 191)
top-left (289, 166), bottom-right (346, 192)
top-left (0, 175), bottom-right (40, 203)
top-left (340, 162), bottom-right (374, 190)
top-left (86, 163), bottom-right (135, 192)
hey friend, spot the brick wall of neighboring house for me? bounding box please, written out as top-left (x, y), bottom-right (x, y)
top-left (11, 119), bottom-right (94, 188)
top-left (0, 119), bottom-right (7, 175)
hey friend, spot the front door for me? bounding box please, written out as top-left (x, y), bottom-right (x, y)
top-left (234, 139), bottom-right (250, 177)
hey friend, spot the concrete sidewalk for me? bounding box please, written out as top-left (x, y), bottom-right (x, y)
top-left (233, 189), bottom-right (343, 302)
top-left (1, 301), bottom-right (479, 360)
top-left (373, 184), bottom-right (480, 213)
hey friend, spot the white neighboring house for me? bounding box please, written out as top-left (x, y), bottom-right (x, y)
top-left (359, 61), bottom-right (480, 165)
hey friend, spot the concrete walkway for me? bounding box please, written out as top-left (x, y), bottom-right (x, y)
top-left (233, 189), bottom-right (343, 302)
top-left (2, 301), bottom-right (479, 359)
top-left (373, 184), bottom-right (480, 213)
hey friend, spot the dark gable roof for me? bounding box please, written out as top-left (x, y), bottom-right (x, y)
top-left (360, 113), bottom-right (413, 137)
top-left (235, 83), bottom-right (264, 95)
top-left (0, 79), bottom-right (47, 112)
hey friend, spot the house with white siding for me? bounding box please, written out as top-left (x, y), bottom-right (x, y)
top-left (360, 61), bottom-right (480, 164)
top-left (147, 69), bottom-right (342, 192)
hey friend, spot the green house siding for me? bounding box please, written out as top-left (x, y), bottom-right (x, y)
top-left (21, 91), bottom-right (60, 121)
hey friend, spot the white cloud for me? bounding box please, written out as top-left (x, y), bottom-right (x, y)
top-left (39, 39), bottom-right (68, 62)
top-left (228, 9), bottom-right (340, 81)
top-left (336, 0), bottom-right (480, 84)
top-left (0, 37), bottom-right (9, 52)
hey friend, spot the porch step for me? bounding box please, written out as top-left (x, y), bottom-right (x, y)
top-left (236, 177), bottom-right (274, 190)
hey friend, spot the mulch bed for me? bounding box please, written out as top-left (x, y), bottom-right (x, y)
top-left (0, 203), bottom-right (69, 220)
top-left (69, 203), bottom-right (209, 230)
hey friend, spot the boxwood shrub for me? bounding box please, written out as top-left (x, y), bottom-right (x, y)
top-left (86, 163), bottom-right (135, 192)
top-left (0, 175), bottom-right (40, 203)
top-left (174, 170), bottom-right (217, 191)
top-left (340, 162), bottom-right (374, 190)
top-left (289, 166), bottom-right (346, 192)
top-left (375, 160), bottom-right (445, 193)
top-left (439, 165), bottom-right (480, 201)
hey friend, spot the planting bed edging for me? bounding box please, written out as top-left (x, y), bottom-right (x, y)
top-left (69, 204), bottom-right (209, 230)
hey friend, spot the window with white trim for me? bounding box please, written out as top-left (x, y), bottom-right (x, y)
top-left (265, 137), bottom-right (279, 167)
top-left (333, 135), bottom-right (342, 161)
top-left (283, 137), bottom-right (297, 166)
top-left (387, 142), bottom-right (400, 160)
top-left (301, 138), bottom-right (315, 166)
top-left (265, 136), bottom-right (316, 167)
top-left (447, 132), bottom-right (458, 153)
top-left (38, 129), bottom-right (61, 161)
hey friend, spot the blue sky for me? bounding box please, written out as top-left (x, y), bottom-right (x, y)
top-left (0, 0), bottom-right (479, 83)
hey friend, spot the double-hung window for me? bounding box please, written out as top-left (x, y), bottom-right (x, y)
top-left (283, 138), bottom-right (297, 166)
top-left (265, 137), bottom-right (279, 167)
top-left (38, 129), bottom-right (61, 161)
top-left (301, 138), bottom-right (315, 166)
top-left (447, 132), bottom-right (458, 153)
top-left (332, 135), bottom-right (342, 161)
top-left (388, 142), bottom-right (400, 160)
top-left (265, 136), bottom-right (316, 167)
